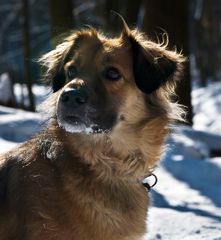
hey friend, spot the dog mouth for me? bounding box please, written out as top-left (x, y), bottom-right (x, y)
top-left (56, 92), bottom-right (116, 134)
top-left (64, 115), bottom-right (82, 124)
top-left (58, 114), bottom-right (111, 134)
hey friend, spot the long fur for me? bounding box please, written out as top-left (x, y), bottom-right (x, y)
top-left (0, 25), bottom-right (185, 240)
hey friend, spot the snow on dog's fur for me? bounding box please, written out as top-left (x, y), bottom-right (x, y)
top-left (0, 22), bottom-right (185, 240)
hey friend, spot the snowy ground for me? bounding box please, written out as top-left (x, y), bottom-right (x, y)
top-left (0, 83), bottom-right (221, 239)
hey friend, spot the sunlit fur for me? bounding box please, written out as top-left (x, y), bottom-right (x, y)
top-left (0, 26), bottom-right (185, 240)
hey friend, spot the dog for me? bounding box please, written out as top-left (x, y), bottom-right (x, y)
top-left (0, 21), bottom-right (185, 240)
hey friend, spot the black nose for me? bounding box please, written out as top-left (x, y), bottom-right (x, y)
top-left (61, 87), bottom-right (88, 107)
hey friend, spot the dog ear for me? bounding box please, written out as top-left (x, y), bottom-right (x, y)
top-left (39, 39), bottom-right (74, 92)
top-left (131, 41), bottom-right (177, 94)
top-left (121, 26), bottom-right (181, 94)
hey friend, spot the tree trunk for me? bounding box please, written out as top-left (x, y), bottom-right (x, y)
top-left (104, 0), bottom-right (141, 33)
top-left (105, 0), bottom-right (122, 33)
top-left (143, 0), bottom-right (193, 125)
top-left (48, 0), bottom-right (74, 46)
top-left (124, 0), bottom-right (141, 27)
top-left (22, 0), bottom-right (35, 112)
top-left (194, 0), bottom-right (220, 86)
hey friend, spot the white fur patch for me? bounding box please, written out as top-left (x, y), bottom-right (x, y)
top-left (58, 120), bottom-right (95, 134)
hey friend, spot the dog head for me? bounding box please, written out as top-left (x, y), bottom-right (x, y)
top-left (40, 26), bottom-right (184, 136)
top-left (39, 23), bottom-right (185, 181)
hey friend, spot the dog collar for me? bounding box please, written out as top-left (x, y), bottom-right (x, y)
top-left (142, 173), bottom-right (158, 191)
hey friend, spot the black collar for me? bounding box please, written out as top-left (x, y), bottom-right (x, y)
top-left (142, 173), bottom-right (158, 191)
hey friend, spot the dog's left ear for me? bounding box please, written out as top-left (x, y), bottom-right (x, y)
top-left (131, 41), bottom-right (177, 94)
top-left (121, 25), bottom-right (183, 94)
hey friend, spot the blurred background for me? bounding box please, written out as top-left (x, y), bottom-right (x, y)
top-left (0, 0), bottom-right (220, 120)
top-left (0, 1), bottom-right (221, 239)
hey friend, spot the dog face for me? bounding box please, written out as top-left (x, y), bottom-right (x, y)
top-left (41, 27), bottom-right (184, 136)
top-left (56, 33), bottom-right (134, 134)
top-left (39, 25), bottom-right (185, 181)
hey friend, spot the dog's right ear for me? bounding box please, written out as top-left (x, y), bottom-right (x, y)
top-left (39, 39), bottom-right (74, 92)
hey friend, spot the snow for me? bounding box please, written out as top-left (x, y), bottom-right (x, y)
top-left (0, 72), bottom-right (14, 103)
top-left (146, 134), bottom-right (221, 240)
top-left (57, 118), bottom-right (95, 134)
top-left (192, 82), bottom-right (221, 133)
top-left (14, 83), bottom-right (51, 109)
top-left (0, 83), bottom-right (221, 239)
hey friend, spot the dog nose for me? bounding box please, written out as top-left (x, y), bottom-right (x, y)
top-left (61, 87), bottom-right (88, 107)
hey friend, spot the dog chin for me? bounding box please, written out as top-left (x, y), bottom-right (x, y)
top-left (58, 119), bottom-right (108, 134)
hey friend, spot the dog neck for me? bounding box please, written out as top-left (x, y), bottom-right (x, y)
top-left (37, 126), bottom-right (149, 239)
top-left (42, 118), bottom-right (166, 184)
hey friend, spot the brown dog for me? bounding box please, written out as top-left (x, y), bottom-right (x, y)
top-left (0, 23), bottom-right (185, 240)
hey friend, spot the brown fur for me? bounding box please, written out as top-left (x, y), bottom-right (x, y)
top-left (0, 25), bottom-right (185, 240)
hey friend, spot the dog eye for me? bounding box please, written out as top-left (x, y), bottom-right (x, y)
top-left (104, 67), bottom-right (121, 81)
top-left (67, 66), bottom-right (77, 79)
